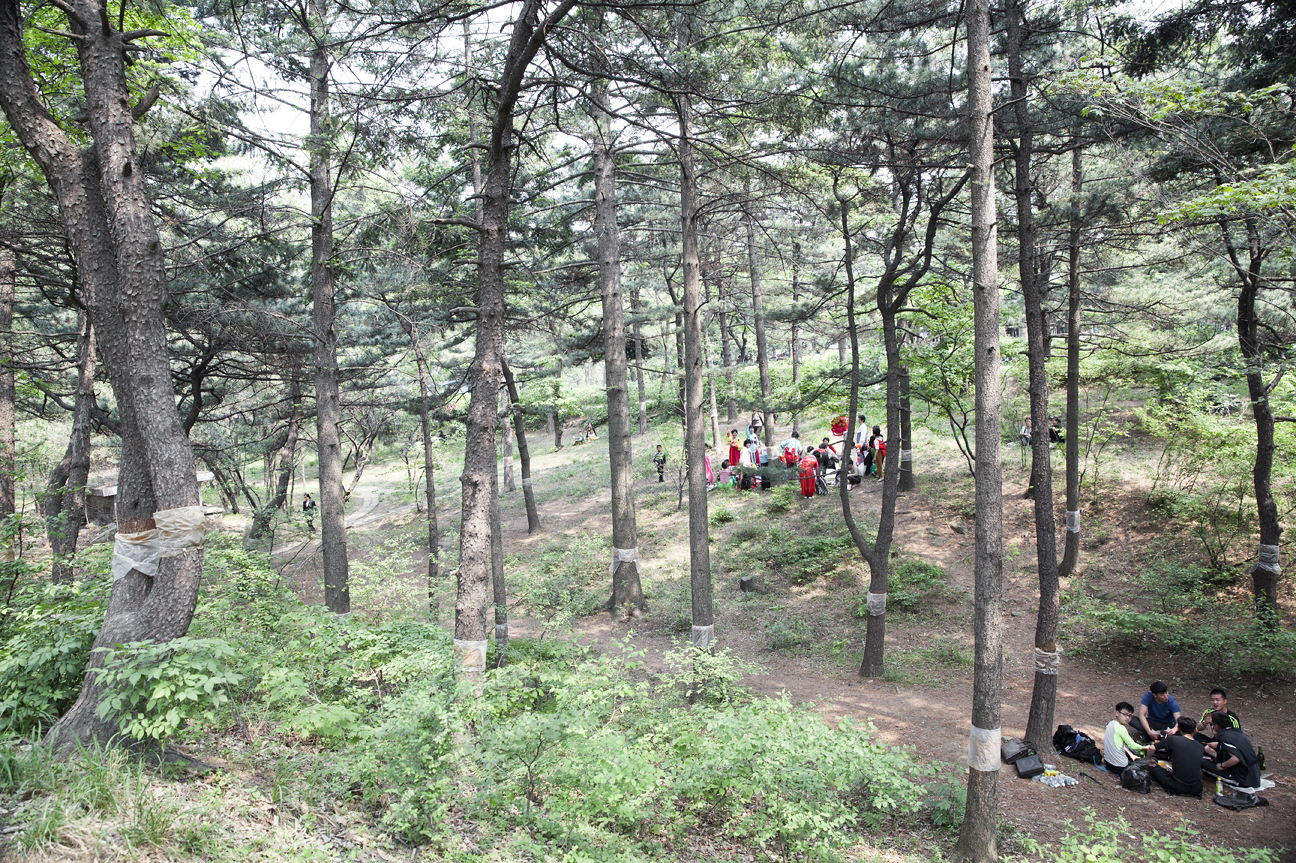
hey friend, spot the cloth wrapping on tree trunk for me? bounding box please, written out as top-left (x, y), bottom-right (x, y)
top-left (968, 725), bottom-right (1002, 772)
top-left (609, 547), bottom-right (638, 574)
top-left (110, 505), bottom-right (207, 581)
top-left (453, 639), bottom-right (488, 673)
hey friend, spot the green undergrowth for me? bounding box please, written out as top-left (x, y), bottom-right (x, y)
top-left (1007, 809), bottom-right (1281, 862)
top-left (1063, 559), bottom-right (1296, 680)
top-left (726, 518), bottom-right (858, 585)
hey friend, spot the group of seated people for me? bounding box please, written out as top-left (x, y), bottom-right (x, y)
top-left (1102, 681), bottom-right (1262, 798)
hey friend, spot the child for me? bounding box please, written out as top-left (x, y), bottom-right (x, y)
top-left (653, 445), bottom-right (667, 483)
top-left (716, 459), bottom-right (732, 487)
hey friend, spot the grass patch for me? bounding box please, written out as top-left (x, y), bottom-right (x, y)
top-left (883, 638), bottom-right (972, 687)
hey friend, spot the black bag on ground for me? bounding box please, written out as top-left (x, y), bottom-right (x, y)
top-left (1214, 792), bottom-right (1269, 811)
top-left (1015, 754), bottom-right (1045, 779)
top-left (1001, 737), bottom-right (1034, 764)
top-left (1053, 724), bottom-right (1102, 764)
top-left (1121, 763), bottom-right (1151, 794)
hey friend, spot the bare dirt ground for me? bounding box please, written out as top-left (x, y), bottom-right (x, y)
top-left (284, 428), bottom-right (1296, 861)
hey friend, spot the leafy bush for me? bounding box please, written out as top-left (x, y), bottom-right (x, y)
top-left (708, 504), bottom-right (734, 526)
top-left (93, 637), bottom-right (244, 742)
top-left (766, 481), bottom-right (799, 514)
top-left (0, 579), bottom-right (108, 734)
top-left (740, 523), bottom-right (855, 584)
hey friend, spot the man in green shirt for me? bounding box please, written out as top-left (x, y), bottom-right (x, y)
top-left (1103, 701), bottom-right (1148, 774)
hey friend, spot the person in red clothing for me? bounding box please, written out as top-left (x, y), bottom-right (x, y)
top-left (726, 429), bottom-right (742, 471)
top-left (799, 448), bottom-right (819, 498)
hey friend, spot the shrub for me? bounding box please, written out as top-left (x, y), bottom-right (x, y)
top-left (0, 580), bottom-right (108, 734)
top-left (1022, 809), bottom-right (1278, 863)
top-left (709, 504), bottom-right (734, 526)
top-left (765, 618), bottom-right (812, 651)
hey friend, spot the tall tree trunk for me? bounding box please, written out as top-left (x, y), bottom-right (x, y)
top-left (551, 359), bottom-right (563, 449)
top-left (677, 80), bottom-right (712, 652)
top-left (790, 242), bottom-right (801, 431)
top-left (1007, 0), bottom-right (1062, 754)
top-left (591, 73), bottom-right (645, 615)
top-left (0, 0), bottom-right (205, 749)
top-left (0, 244), bottom-right (13, 526)
top-left (308, 0), bottom-right (349, 614)
top-left (456, 0), bottom-right (575, 679)
top-left (413, 326), bottom-right (442, 603)
top-left (1058, 142), bottom-right (1082, 578)
top-left (955, 0), bottom-right (1004, 854)
top-left (746, 180), bottom-right (773, 445)
top-left (1231, 217), bottom-right (1282, 616)
top-left (46, 315), bottom-right (96, 584)
top-left (502, 360), bottom-right (541, 534)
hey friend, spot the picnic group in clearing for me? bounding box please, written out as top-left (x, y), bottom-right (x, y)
top-left (1011, 681), bottom-right (1271, 809)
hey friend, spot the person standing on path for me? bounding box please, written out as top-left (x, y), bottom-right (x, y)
top-left (653, 445), bottom-right (667, 483)
top-left (302, 493), bottom-right (317, 532)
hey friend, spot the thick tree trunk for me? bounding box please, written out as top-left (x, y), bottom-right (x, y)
top-left (1058, 143), bottom-right (1082, 578)
top-left (0, 0), bottom-right (204, 749)
top-left (954, 0), bottom-right (1004, 855)
top-left (678, 85), bottom-right (713, 652)
top-left (746, 180), bottom-right (773, 446)
top-left (501, 361), bottom-right (541, 534)
top-left (591, 74), bottom-right (644, 615)
top-left (308, 4), bottom-right (349, 614)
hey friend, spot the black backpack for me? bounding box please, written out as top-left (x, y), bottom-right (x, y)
top-left (1053, 724), bottom-right (1102, 764)
top-left (1121, 763), bottom-right (1151, 794)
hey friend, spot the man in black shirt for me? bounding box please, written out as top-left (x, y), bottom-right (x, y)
top-left (1147, 716), bottom-right (1205, 797)
top-left (1194, 687), bottom-right (1241, 743)
top-left (1203, 713), bottom-right (1262, 789)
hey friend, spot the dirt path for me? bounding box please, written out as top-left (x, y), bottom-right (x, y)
top-left (285, 435), bottom-right (1296, 860)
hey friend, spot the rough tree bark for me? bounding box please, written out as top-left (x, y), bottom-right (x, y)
top-left (0, 244), bottom-right (13, 525)
top-left (0, 0), bottom-right (204, 750)
top-left (308, 0), bottom-right (349, 614)
top-left (954, 0), bottom-right (1005, 853)
top-left (718, 275), bottom-right (737, 423)
top-left (897, 365), bottom-right (914, 492)
top-left (250, 366), bottom-right (303, 538)
top-left (590, 72), bottom-right (645, 616)
top-left (455, 0), bottom-right (574, 679)
top-left (631, 284), bottom-right (648, 434)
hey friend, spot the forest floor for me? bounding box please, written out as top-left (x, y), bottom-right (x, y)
top-left (251, 418), bottom-right (1296, 861)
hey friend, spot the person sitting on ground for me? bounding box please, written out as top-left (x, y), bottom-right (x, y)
top-left (1194, 687), bottom-right (1241, 744)
top-left (1147, 716), bottom-right (1205, 798)
top-left (1048, 417), bottom-right (1064, 445)
top-left (1103, 701), bottom-right (1149, 775)
top-left (1135, 680), bottom-right (1182, 743)
top-left (716, 459), bottom-right (733, 487)
top-left (780, 431), bottom-right (803, 466)
top-left (1019, 416), bottom-right (1032, 448)
top-left (816, 442), bottom-right (838, 478)
top-left (1202, 712), bottom-right (1262, 790)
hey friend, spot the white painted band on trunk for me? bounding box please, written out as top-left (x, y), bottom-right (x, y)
top-left (155, 505), bottom-right (207, 557)
top-left (901, 450), bottom-right (912, 462)
top-left (691, 625), bottom-right (714, 649)
top-left (521, 478), bottom-right (533, 487)
top-left (968, 725), bottom-right (1002, 772)
top-left (1066, 510), bottom-right (1080, 533)
top-left (111, 529), bottom-right (160, 581)
top-left (1034, 647), bottom-right (1060, 675)
top-left (1256, 543), bottom-right (1281, 575)
top-left (609, 547), bottom-right (639, 574)
top-left (866, 592), bottom-right (887, 616)
top-left (453, 639), bottom-right (488, 674)
top-left (494, 624), bottom-right (508, 643)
